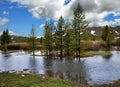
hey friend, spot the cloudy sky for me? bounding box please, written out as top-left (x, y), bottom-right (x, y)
top-left (0, 0), bottom-right (120, 36)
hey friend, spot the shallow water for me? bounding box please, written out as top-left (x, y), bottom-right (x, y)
top-left (0, 51), bottom-right (120, 84)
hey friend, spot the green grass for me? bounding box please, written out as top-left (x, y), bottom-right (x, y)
top-left (0, 72), bottom-right (120, 87)
top-left (0, 72), bottom-right (78, 87)
top-left (81, 51), bottom-right (111, 57)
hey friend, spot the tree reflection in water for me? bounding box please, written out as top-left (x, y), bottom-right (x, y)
top-left (103, 54), bottom-right (112, 60)
top-left (29, 57), bottom-right (38, 73)
top-left (43, 57), bottom-right (87, 83)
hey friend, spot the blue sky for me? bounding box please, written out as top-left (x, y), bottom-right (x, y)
top-left (0, 0), bottom-right (47, 36)
top-left (0, 0), bottom-right (120, 36)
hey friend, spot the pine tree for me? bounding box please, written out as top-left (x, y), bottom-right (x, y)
top-left (57, 16), bottom-right (65, 59)
top-left (6, 29), bottom-right (11, 44)
top-left (101, 25), bottom-right (114, 50)
top-left (63, 19), bottom-right (75, 57)
top-left (43, 21), bottom-right (54, 57)
top-left (1, 30), bottom-right (6, 45)
top-left (64, 20), bottom-right (70, 56)
top-left (1, 29), bottom-right (11, 53)
top-left (101, 25), bottom-right (109, 41)
top-left (72, 3), bottom-right (88, 58)
top-left (28, 25), bottom-right (36, 57)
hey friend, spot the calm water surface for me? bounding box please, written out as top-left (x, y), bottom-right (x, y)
top-left (0, 51), bottom-right (120, 84)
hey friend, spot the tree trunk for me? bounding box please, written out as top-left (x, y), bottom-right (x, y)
top-left (32, 37), bottom-right (35, 58)
top-left (60, 34), bottom-right (63, 60)
top-left (78, 29), bottom-right (81, 58)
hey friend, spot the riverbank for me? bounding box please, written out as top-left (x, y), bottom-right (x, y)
top-left (0, 72), bottom-right (78, 87)
top-left (1, 72), bottom-right (120, 87)
top-left (0, 49), bottom-right (111, 59)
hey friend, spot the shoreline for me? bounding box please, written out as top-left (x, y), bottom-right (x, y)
top-left (0, 71), bottom-right (120, 87)
top-left (0, 50), bottom-right (112, 60)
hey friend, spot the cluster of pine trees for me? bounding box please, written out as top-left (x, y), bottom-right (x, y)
top-left (43, 3), bottom-right (88, 59)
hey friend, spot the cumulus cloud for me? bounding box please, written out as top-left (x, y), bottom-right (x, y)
top-left (112, 10), bottom-right (120, 17)
top-left (10, 0), bottom-right (120, 26)
top-left (97, 0), bottom-right (120, 12)
top-left (10, 0), bottom-right (64, 19)
top-left (0, 17), bottom-right (9, 26)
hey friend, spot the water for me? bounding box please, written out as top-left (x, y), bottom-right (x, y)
top-left (0, 51), bottom-right (120, 84)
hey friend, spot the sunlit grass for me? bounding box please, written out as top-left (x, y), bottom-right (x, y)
top-left (0, 71), bottom-right (119, 87)
top-left (81, 51), bottom-right (111, 57)
top-left (0, 72), bottom-right (78, 87)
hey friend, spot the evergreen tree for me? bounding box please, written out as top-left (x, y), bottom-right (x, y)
top-left (43, 21), bottom-right (54, 57)
top-left (1, 29), bottom-right (11, 53)
top-left (101, 25), bottom-right (114, 50)
top-left (53, 29), bottom-right (60, 58)
top-left (72, 3), bottom-right (88, 57)
top-left (63, 19), bottom-right (75, 57)
top-left (106, 33), bottom-right (111, 50)
top-left (101, 25), bottom-right (109, 41)
top-left (1, 30), bottom-right (6, 45)
top-left (57, 16), bottom-right (65, 59)
top-left (28, 25), bottom-right (36, 57)
top-left (6, 29), bottom-right (11, 44)
top-left (64, 20), bottom-right (71, 56)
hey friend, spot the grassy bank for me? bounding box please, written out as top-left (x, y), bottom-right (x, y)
top-left (81, 51), bottom-right (111, 57)
top-left (0, 72), bottom-right (120, 87)
top-left (0, 72), bottom-right (78, 87)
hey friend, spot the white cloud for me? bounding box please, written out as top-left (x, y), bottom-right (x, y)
top-left (36, 36), bottom-right (42, 38)
top-left (112, 11), bottom-right (120, 17)
top-left (9, 30), bottom-right (25, 36)
top-left (10, 0), bottom-right (64, 19)
top-left (10, 0), bottom-right (120, 27)
top-left (0, 17), bottom-right (9, 26)
top-left (85, 11), bottom-right (112, 27)
top-left (39, 24), bottom-right (45, 29)
top-left (3, 11), bottom-right (9, 15)
top-left (96, 0), bottom-right (120, 12)
top-left (114, 13), bottom-right (120, 17)
top-left (9, 30), bottom-right (18, 35)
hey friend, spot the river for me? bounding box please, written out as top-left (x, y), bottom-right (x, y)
top-left (0, 51), bottom-right (120, 84)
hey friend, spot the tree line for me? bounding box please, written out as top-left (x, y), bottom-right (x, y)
top-left (0, 3), bottom-right (119, 58)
